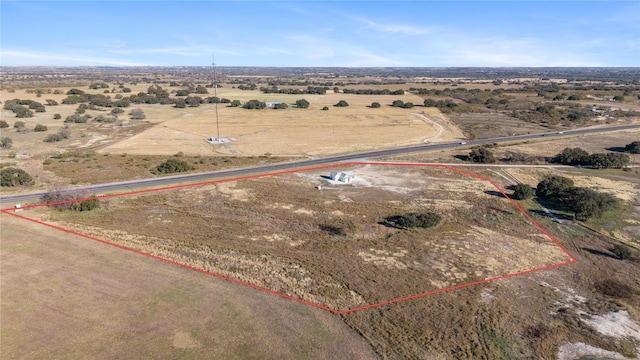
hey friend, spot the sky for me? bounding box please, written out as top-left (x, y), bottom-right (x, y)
top-left (1, 1), bottom-right (639, 67)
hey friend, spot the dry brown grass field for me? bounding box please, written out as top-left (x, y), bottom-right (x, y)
top-left (0, 86), bottom-right (464, 159)
top-left (26, 164), bottom-right (570, 311)
top-left (0, 214), bottom-right (378, 359)
top-left (7, 163), bottom-right (640, 359)
top-left (2, 77), bottom-right (640, 359)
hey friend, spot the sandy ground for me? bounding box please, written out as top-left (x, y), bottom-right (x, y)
top-left (0, 214), bottom-right (378, 359)
top-left (557, 342), bottom-right (633, 360)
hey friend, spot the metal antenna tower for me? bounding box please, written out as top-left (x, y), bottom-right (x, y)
top-left (212, 53), bottom-right (220, 141)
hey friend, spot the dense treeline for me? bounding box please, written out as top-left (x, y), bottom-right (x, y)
top-left (553, 147), bottom-right (629, 169)
top-left (341, 88), bottom-right (404, 95)
top-left (260, 86), bottom-right (328, 95)
top-left (536, 175), bottom-right (619, 221)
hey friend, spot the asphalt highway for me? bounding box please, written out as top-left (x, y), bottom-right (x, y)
top-left (1, 124), bottom-right (638, 205)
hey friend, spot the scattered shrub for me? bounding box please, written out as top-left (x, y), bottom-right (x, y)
top-left (34, 124), bottom-right (48, 132)
top-left (468, 147), bottom-right (496, 163)
top-left (155, 158), bottom-right (192, 174)
top-left (41, 190), bottom-right (100, 211)
top-left (129, 108), bottom-right (145, 120)
top-left (0, 137), bottom-right (13, 149)
top-left (295, 99), bottom-right (310, 108)
top-left (385, 212), bottom-right (441, 229)
top-left (242, 100), bottom-right (267, 109)
top-left (0, 120), bottom-right (9, 128)
top-left (611, 244), bottom-right (632, 260)
top-left (0, 167), bottom-right (33, 187)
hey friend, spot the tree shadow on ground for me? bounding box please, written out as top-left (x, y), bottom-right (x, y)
top-left (453, 155), bottom-right (469, 161)
top-left (528, 209), bottom-right (575, 221)
top-left (583, 248), bottom-right (619, 260)
top-left (605, 146), bottom-right (627, 153)
top-left (484, 190), bottom-right (509, 198)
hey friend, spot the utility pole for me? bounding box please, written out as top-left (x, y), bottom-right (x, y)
top-left (212, 53), bottom-right (220, 141)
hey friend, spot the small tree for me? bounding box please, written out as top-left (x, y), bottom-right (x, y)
top-left (53, 113), bottom-right (61, 119)
top-left (512, 183), bottom-right (535, 200)
top-left (295, 99), bottom-right (310, 108)
top-left (611, 244), bottom-right (632, 260)
top-left (65, 114), bottom-right (90, 123)
top-left (536, 175), bottom-right (574, 199)
top-left (0, 167), bottom-right (33, 187)
top-left (79, 198), bottom-right (100, 211)
top-left (195, 85), bottom-right (208, 94)
top-left (392, 100), bottom-right (405, 108)
top-left (243, 100), bottom-right (267, 110)
top-left (468, 147), bottom-right (496, 163)
top-left (34, 124), bottom-right (48, 132)
top-left (13, 105), bottom-right (33, 118)
top-left (130, 108), bottom-right (145, 119)
top-left (230, 100), bottom-right (242, 107)
top-left (370, 102), bottom-right (381, 108)
top-left (273, 103), bottom-right (288, 109)
top-left (334, 100), bottom-right (349, 107)
top-left (173, 99), bottom-right (186, 108)
top-left (0, 137), bottom-right (12, 149)
top-left (14, 121), bottom-right (25, 129)
top-left (155, 158), bottom-right (192, 174)
top-left (0, 120), bottom-right (8, 128)
top-left (625, 141), bottom-right (640, 154)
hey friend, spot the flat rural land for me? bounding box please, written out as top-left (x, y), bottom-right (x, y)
top-left (1, 67), bottom-right (640, 359)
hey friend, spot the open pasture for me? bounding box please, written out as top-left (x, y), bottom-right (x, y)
top-left (0, 214), bottom-right (377, 359)
top-left (26, 163), bottom-right (571, 312)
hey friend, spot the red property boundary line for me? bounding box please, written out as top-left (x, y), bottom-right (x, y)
top-left (1, 162), bottom-right (576, 315)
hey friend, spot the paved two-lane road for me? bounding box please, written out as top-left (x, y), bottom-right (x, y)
top-left (1, 124), bottom-right (638, 205)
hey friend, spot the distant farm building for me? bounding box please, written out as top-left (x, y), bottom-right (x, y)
top-left (329, 171), bottom-right (354, 183)
top-left (266, 101), bottom-right (285, 108)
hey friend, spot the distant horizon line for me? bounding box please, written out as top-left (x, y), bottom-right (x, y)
top-left (2, 65), bottom-right (639, 69)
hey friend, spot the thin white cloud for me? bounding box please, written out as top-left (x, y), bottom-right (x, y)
top-left (0, 50), bottom-right (150, 66)
top-left (355, 17), bottom-right (426, 36)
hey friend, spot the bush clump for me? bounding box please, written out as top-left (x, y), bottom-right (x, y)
top-left (41, 190), bottom-right (100, 211)
top-left (155, 158), bottom-right (192, 174)
top-left (611, 244), bottom-right (632, 260)
top-left (0, 167), bottom-right (33, 187)
top-left (511, 183), bottom-right (535, 200)
top-left (385, 212), bottom-right (441, 229)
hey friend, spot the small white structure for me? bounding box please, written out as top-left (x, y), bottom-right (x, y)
top-left (206, 137), bottom-right (233, 144)
top-left (265, 101), bottom-right (284, 108)
top-left (329, 171), bottom-right (354, 183)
